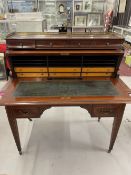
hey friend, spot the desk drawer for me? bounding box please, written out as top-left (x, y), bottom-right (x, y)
top-left (7, 40), bottom-right (35, 49)
top-left (22, 40), bottom-right (35, 48)
top-left (49, 67), bottom-right (81, 73)
top-left (15, 67), bottom-right (47, 72)
top-left (17, 73), bottom-right (48, 77)
top-left (7, 40), bottom-right (22, 49)
top-left (91, 105), bottom-right (118, 117)
top-left (95, 39), bottom-right (123, 46)
top-left (82, 73), bottom-right (113, 77)
top-left (82, 67), bottom-right (115, 73)
top-left (70, 40), bottom-right (95, 48)
top-left (13, 107), bottom-right (44, 118)
top-left (36, 40), bottom-right (53, 48)
top-left (36, 40), bottom-right (69, 48)
top-left (49, 73), bottom-right (80, 77)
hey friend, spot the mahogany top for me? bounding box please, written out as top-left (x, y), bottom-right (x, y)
top-left (6, 32), bottom-right (123, 40)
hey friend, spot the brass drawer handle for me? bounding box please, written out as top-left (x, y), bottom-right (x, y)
top-left (23, 111), bottom-right (29, 115)
top-left (18, 110), bottom-right (29, 115)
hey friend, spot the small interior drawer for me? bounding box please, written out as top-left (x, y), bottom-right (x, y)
top-left (7, 40), bottom-right (22, 48)
top-left (22, 40), bottom-right (35, 48)
top-left (36, 40), bottom-right (69, 48)
top-left (17, 73), bottom-right (48, 77)
top-left (82, 67), bottom-right (115, 72)
top-left (49, 73), bottom-right (80, 77)
top-left (70, 40), bottom-right (94, 48)
top-left (15, 67), bottom-right (47, 72)
top-left (82, 73), bottom-right (113, 77)
top-left (51, 40), bottom-right (69, 48)
top-left (95, 39), bottom-right (123, 46)
top-left (49, 67), bottom-right (81, 72)
top-left (36, 40), bottom-right (53, 48)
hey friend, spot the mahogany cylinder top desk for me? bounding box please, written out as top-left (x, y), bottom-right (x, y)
top-left (0, 32), bottom-right (131, 155)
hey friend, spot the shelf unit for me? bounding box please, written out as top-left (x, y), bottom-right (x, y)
top-left (1, 0), bottom-right (107, 32)
top-left (112, 25), bottom-right (131, 43)
top-left (7, 0), bottom-right (37, 13)
top-left (72, 0), bottom-right (105, 32)
top-left (0, 20), bottom-right (12, 42)
top-left (38, 0), bottom-right (72, 31)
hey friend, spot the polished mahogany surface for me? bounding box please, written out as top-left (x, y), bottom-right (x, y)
top-left (7, 32), bottom-right (123, 39)
top-left (6, 32), bottom-right (124, 50)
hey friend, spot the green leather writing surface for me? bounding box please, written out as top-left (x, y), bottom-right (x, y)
top-left (13, 80), bottom-right (120, 97)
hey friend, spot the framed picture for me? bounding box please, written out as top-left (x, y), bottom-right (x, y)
top-left (92, 1), bottom-right (104, 12)
top-left (75, 16), bottom-right (86, 27)
top-left (74, 2), bottom-right (82, 11)
top-left (84, 0), bottom-right (92, 12)
top-left (87, 14), bottom-right (100, 26)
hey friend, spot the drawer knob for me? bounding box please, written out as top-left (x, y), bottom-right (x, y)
top-left (18, 110), bottom-right (29, 115)
top-left (24, 111), bottom-right (29, 115)
top-left (106, 42), bottom-right (110, 45)
top-left (50, 42), bottom-right (52, 46)
top-left (78, 43), bottom-right (81, 46)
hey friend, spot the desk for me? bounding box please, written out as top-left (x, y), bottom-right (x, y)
top-left (0, 77), bottom-right (131, 154)
top-left (1, 32), bottom-right (131, 155)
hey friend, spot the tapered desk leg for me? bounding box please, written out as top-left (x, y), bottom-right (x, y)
top-left (98, 117), bottom-right (101, 122)
top-left (108, 104), bottom-right (126, 153)
top-left (5, 107), bottom-right (22, 155)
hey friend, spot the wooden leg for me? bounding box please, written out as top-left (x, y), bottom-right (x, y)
top-left (5, 107), bottom-right (22, 155)
top-left (108, 104), bottom-right (126, 153)
top-left (98, 117), bottom-right (101, 122)
top-left (28, 118), bottom-right (32, 121)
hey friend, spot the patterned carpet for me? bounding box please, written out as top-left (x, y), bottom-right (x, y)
top-left (119, 58), bottom-right (131, 76)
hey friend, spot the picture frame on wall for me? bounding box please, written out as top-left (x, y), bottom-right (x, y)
top-left (92, 1), bottom-right (104, 12)
top-left (84, 0), bottom-right (92, 12)
top-left (75, 2), bottom-right (82, 11)
top-left (75, 15), bottom-right (87, 26)
top-left (87, 14), bottom-right (100, 26)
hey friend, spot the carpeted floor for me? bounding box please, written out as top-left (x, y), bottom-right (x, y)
top-left (119, 58), bottom-right (131, 76)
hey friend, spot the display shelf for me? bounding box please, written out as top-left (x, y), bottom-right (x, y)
top-left (3, 12), bottom-right (46, 32)
top-left (112, 25), bottom-right (131, 43)
top-left (0, 20), bottom-right (11, 41)
top-left (73, 0), bottom-right (105, 29)
top-left (7, 0), bottom-right (36, 13)
top-left (1, 0), bottom-right (108, 32)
